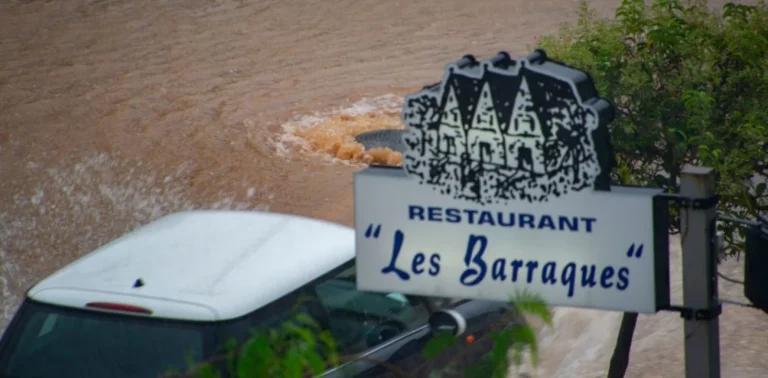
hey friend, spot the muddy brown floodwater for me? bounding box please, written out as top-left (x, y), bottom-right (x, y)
top-left (2, 0), bottom-right (767, 377)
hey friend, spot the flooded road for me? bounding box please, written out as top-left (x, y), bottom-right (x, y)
top-left (2, 0), bottom-right (767, 376)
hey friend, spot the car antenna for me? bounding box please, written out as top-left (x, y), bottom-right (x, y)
top-left (133, 278), bottom-right (145, 288)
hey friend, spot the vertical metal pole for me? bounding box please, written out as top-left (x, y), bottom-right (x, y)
top-left (679, 166), bottom-right (720, 378)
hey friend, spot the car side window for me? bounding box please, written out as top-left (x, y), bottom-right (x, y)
top-left (312, 265), bottom-right (430, 355)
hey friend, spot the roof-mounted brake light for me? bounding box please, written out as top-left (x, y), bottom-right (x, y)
top-left (85, 302), bottom-right (153, 315)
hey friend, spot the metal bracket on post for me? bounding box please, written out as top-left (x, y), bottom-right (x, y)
top-left (661, 303), bottom-right (723, 321)
top-left (655, 193), bottom-right (720, 210)
top-left (658, 192), bottom-right (725, 261)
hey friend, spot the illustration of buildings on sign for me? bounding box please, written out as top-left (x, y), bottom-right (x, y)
top-left (402, 59), bottom-right (604, 205)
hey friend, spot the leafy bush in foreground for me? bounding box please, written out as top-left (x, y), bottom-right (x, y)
top-left (163, 292), bottom-right (551, 378)
top-left (537, 0), bottom-right (768, 255)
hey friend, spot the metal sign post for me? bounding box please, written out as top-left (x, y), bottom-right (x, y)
top-left (679, 166), bottom-right (721, 378)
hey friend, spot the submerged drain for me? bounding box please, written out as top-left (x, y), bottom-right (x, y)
top-left (354, 129), bottom-right (407, 154)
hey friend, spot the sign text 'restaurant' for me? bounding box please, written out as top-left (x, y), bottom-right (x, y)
top-left (407, 205), bottom-right (597, 232)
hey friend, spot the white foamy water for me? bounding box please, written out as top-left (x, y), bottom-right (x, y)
top-left (275, 94), bottom-right (405, 165)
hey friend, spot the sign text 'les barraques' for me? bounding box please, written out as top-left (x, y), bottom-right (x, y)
top-left (369, 205), bottom-right (645, 299)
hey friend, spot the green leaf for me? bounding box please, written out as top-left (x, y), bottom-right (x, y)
top-left (294, 312), bottom-right (321, 330)
top-left (757, 182), bottom-right (766, 197)
top-left (280, 346), bottom-right (304, 378)
top-left (197, 364), bottom-right (221, 378)
top-left (317, 331), bottom-right (339, 366)
top-left (670, 127), bottom-right (687, 142)
top-left (490, 329), bottom-right (515, 370)
top-left (284, 322), bottom-right (317, 348)
top-left (304, 349), bottom-right (327, 375)
top-left (222, 338), bottom-right (239, 377)
top-left (237, 335), bottom-right (273, 378)
top-left (510, 290), bottom-right (553, 327)
top-left (422, 332), bottom-right (458, 359)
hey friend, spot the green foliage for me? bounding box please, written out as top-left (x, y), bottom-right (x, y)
top-left (420, 290), bottom-right (552, 378)
top-left (163, 313), bottom-right (338, 378)
top-left (537, 0), bottom-right (768, 255)
top-left (164, 291), bottom-right (551, 378)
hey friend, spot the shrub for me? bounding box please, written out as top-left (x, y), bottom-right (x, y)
top-left (537, 0), bottom-right (768, 255)
top-left (163, 292), bottom-right (551, 378)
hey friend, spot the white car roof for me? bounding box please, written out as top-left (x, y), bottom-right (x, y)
top-left (27, 210), bottom-right (355, 322)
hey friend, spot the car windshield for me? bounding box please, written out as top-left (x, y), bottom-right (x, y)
top-left (0, 300), bottom-right (212, 378)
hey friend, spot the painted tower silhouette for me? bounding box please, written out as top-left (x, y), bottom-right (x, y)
top-left (437, 85), bottom-right (465, 164)
top-left (504, 77), bottom-right (546, 177)
top-left (468, 80), bottom-right (506, 168)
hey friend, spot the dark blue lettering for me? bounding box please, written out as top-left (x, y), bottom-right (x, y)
top-left (519, 214), bottom-right (535, 229)
top-left (559, 216), bottom-right (578, 231)
top-left (537, 216), bottom-right (556, 230)
top-left (412, 253), bottom-right (425, 275)
top-left (478, 211), bottom-right (495, 226)
top-left (381, 230), bottom-right (410, 281)
top-left (525, 261), bottom-right (539, 283)
top-left (581, 217), bottom-right (597, 232)
top-left (464, 209), bottom-right (478, 224)
top-left (617, 267), bottom-right (629, 290)
top-left (491, 258), bottom-right (507, 281)
top-left (510, 260), bottom-right (523, 282)
top-left (561, 263), bottom-right (577, 297)
top-left (497, 212), bottom-right (514, 227)
top-left (409, 207), bottom-right (594, 233)
top-left (427, 207), bottom-right (442, 222)
top-left (542, 261), bottom-right (557, 284)
top-left (408, 206), bottom-right (424, 221)
top-left (445, 208), bottom-right (461, 223)
top-left (581, 264), bottom-right (597, 288)
top-left (600, 266), bottom-right (615, 289)
top-left (428, 254), bottom-right (441, 276)
top-left (459, 234), bottom-right (488, 286)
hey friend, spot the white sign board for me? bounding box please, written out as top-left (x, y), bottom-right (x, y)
top-left (354, 50), bottom-right (669, 313)
top-left (355, 168), bottom-right (668, 313)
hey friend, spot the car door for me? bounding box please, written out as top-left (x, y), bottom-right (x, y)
top-left (308, 262), bottom-right (434, 377)
top-left (303, 260), bottom-right (515, 377)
